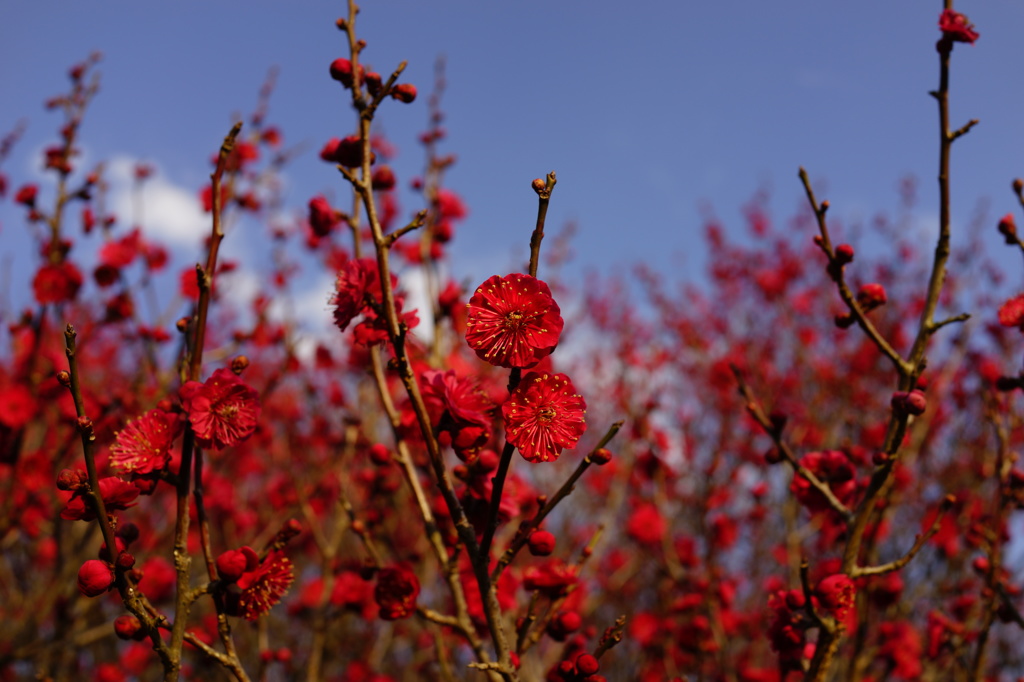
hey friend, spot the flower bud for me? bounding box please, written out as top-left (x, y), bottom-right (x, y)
top-left (56, 468), bottom-right (85, 491)
top-left (575, 653), bottom-right (600, 676)
top-left (365, 72), bottom-right (383, 97)
top-left (116, 551), bottom-right (136, 570)
top-left (371, 166), bottom-right (396, 191)
top-left (78, 559), bottom-right (115, 597)
top-left (231, 355), bottom-right (250, 375)
top-left (528, 530), bottom-right (556, 556)
top-left (588, 448), bottom-right (618, 468)
top-left (891, 389), bottom-right (927, 416)
top-left (834, 244), bottom-right (854, 265)
top-left (113, 614), bottom-right (142, 640)
top-left (531, 178), bottom-right (546, 194)
top-left (856, 283), bottom-right (887, 311)
top-left (368, 444), bottom-right (391, 465)
top-left (1014, 178), bottom-right (1024, 195)
top-left (999, 213), bottom-right (1018, 244)
top-left (390, 84), bottom-right (417, 103)
top-left (56, 370), bottom-right (71, 387)
top-left (834, 312), bottom-right (855, 329)
top-left (216, 546), bottom-right (258, 583)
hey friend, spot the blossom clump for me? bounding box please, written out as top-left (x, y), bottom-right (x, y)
top-left (229, 551), bottom-right (294, 622)
top-left (502, 372), bottom-right (586, 463)
top-left (374, 565), bottom-right (420, 620)
top-left (77, 559), bottom-right (115, 597)
top-left (465, 273), bottom-right (563, 368)
top-left (815, 573), bottom-right (855, 621)
top-left (938, 9), bottom-right (979, 45)
top-left (180, 368), bottom-right (261, 450)
top-left (420, 369), bottom-right (495, 457)
top-left (998, 293), bottom-right (1024, 330)
top-left (109, 409), bottom-right (180, 475)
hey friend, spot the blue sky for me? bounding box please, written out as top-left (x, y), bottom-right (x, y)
top-left (2, 2), bottom-right (1023, 329)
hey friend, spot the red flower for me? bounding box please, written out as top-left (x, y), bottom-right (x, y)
top-left (180, 368), bottom-right (261, 450)
top-left (465, 274), bottom-right (564, 368)
top-left (374, 565), bottom-right (420, 620)
top-left (938, 9), bottom-right (978, 45)
top-left (110, 409), bottom-right (180, 475)
top-left (332, 258), bottom-right (382, 331)
top-left (626, 502), bottom-right (667, 546)
top-left (816, 573), bottom-right (855, 621)
top-left (233, 550), bottom-right (294, 622)
top-left (33, 261), bottom-right (83, 304)
top-left (15, 184), bottom-right (38, 207)
top-left (421, 369), bottom-right (494, 455)
top-left (99, 229), bottom-right (142, 268)
top-left (77, 559), bottom-right (115, 597)
top-left (61, 477), bottom-right (140, 521)
top-left (308, 196), bottom-right (340, 238)
top-left (998, 293), bottom-right (1024, 329)
top-left (502, 372), bottom-right (586, 463)
top-left (0, 383), bottom-right (37, 429)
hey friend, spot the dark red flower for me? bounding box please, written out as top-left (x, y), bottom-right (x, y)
top-left (374, 565), bottom-right (420, 620)
top-left (465, 274), bottom-right (564, 368)
top-left (332, 258), bottom-right (383, 331)
top-left (33, 261), bottom-right (83, 304)
top-left (939, 9), bottom-right (978, 45)
top-left (15, 184), bottom-right (38, 207)
top-left (77, 559), bottom-right (115, 597)
top-left (502, 372), bottom-right (586, 463)
top-left (234, 550), bottom-right (294, 622)
top-left (62, 477), bottom-right (140, 521)
top-left (217, 546), bottom-right (259, 583)
top-left (420, 369), bottom-right (494, 447)
top-left (998, 293), bottom-right (1024, 329)
top-left (816, 573), bottom-right (855, 621)
top-left (308, 196), bottom-right (340, 238)
top-left (180, 368), bottom-right (261, 450)
top-left (0, 383), bottom-right (36, 429)
top-left (109, 409), bottom-right (180, 475)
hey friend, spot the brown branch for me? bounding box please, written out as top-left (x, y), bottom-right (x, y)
top-left (731, 365), bottom-right (852, 521)
top-left (62, 325), bottom-right (175, 673)
top-left (798, 168), bottom-right (909, 375)
top-left (850, 494), bottom-right (954, 577)
top-left (493, 421), bottom-right (624, 580)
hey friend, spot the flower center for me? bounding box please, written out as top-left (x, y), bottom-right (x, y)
top-left (538, 406), bottom-right (557, 423)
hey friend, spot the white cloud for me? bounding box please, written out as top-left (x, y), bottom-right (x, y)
top-left (107, 155), bottom-right (207, 248)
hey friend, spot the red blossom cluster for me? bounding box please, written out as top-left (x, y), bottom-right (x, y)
top-left (4, 4), bottom-right (1024, 682)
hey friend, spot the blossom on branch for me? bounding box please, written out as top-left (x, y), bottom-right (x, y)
top-left (502, 372), bottom-right (586, 463)
top-left (465, 273), bottom-right (563, 368)
top-left (230, 550), bottom-right (294, 622)
top-left (374, 565), bottom-right (420, 620)
top-left (938, 9), bottom-right (979, 45)
top-left (180, 368), bottom-right (261, 450)
top-left (109, 409), bottom-right (180, 475)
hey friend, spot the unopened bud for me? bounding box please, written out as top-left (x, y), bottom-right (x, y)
top-left (76, 416), bottom-right (94, 434)
top-left (335, 17), bottom-right (347, 31)
top-left (998, 213), bottom-right (1017, 244)
top-left (1014, 178), bottom-right (1024, 195)
top-left (589, 448), bottom-right (612, 465)
top-left (57, 370), bottom-right (71, 387)
top-left (231, 355), bottom-right (249, 375)
top-left (176, 317), bottom-right (190, 333)
top-left (114, 615), bottom-right (142, 640)
top-left (531, 178), bottom-right (546, 194)
top-left (56, 468), bottom-right (83, 491)
top-left (892, 389), bottom-right (927, 416)
top-left (856, 283), bottom-right (887, 310)
top-left (528, 530), bottom-right (556, 556)
top-left (390, 83), bottom-right (417, 103)
top-left (116, 551), bottom-right (136, 570)
top-left (834, 244), bottom-right (854, 265)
